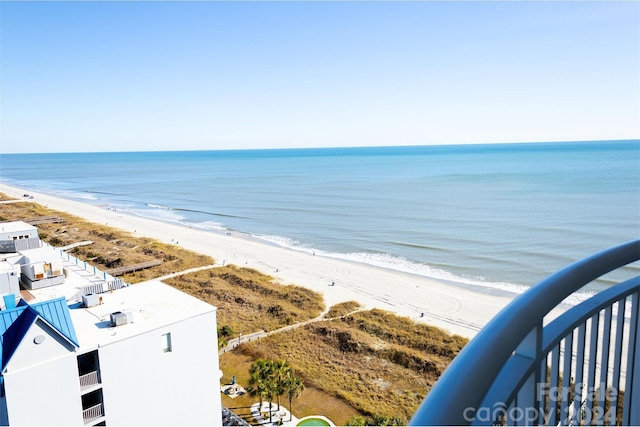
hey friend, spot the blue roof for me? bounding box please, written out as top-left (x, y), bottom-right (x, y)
top-left (26, 298), bottom-right (79, 346)
top-left (0, 297), bottom-right (79, 372)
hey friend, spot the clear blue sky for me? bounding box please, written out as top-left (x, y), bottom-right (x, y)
top-left (1, 1), bottom-right (638, 153)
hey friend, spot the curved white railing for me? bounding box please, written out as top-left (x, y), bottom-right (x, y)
top-left (410, 240), bottom-right (640, 426)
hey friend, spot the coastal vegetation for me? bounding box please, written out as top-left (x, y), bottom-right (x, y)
top-left (0, 197), bottom-right (214, 282)
top-left (1, 194), bottom-right (468, 425)
top-left (233, 309), bottom-right (467, 424)
top-left (324, 300), bottom-right (362, 318)
top-left (164, 265), bottom-right (325, 333)
top-left (247, 358), bottom-right (305, 423)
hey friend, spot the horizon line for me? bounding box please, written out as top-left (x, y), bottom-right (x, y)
top-left (2, 138), bottom-right (638, 156)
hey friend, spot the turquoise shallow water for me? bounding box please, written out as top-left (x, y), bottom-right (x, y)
top-left (1, 140), bottom-right (638, 299)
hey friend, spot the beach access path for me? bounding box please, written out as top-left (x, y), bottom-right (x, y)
top-left (0, 183), bottom-right (567, 339)
top-left (218, 303), bottom-right (368, 355)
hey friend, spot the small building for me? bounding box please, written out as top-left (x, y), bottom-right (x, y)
top-left (18, 247), bottom-right (65, 290)
top-left (0, 222), bottom-right (40, 253)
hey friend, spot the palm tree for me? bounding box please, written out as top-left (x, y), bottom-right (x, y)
top-left (264, 373), bottom-right (277, 423)
top-left (284, 375), bottom-right (305, 422)
top-left (249, 359), bottom-right (281, 423)
top-left (248, 359), bottom-right (271, 409)
top-left (272, 359), bottom-right (291, 410)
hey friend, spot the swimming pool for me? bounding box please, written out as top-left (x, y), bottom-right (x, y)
top-left (296, 415), bottom-right (334, 426)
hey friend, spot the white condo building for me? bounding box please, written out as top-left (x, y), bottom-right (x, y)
top-left (0, 221), bottom-right (222, 426)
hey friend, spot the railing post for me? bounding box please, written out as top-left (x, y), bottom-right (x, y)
top-left (585, 311), bottom-right (601, 427)
top-left (625, 291), bottom-right (639, 425)
top-left (571, 322), bottom-right (587, 426)
top-left (514, 324), bottom-right (542, 426)
top-left (610, 298), bottom-right (627, 426)
top-left (559, 331), bottom-right (574, 426)
top-left (597, 306), bottom-right (613, 426)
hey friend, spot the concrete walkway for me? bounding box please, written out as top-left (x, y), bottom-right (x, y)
top-left (218, 308), bottom-right (366, 355)
top-left (152, 263), bottom-right (219, 281)
top-left (220, 330), bottom-right (268, 354)
top-left (251, 401), bottom-right (299, 426)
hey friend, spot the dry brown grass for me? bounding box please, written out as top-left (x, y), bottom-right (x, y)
top-left (0, 197), bottom-right (214, 283)
top-left (219, 352), bottom-right (361, 425)
top-left (0, 193), bottom-right (18, 201)
top-left (324, 300), bottom-right (362, 318)
top-left (235, 309), bottom-right (468, 423)
top-left (165, 265), bottom-right (325, 333)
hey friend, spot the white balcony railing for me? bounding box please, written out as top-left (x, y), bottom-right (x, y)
top-left (82, 403), bottom-right (103, 424)
top-left (410, 240), bottom-right (640, 426)
top-left (79, 371), bottom-right (100, 390)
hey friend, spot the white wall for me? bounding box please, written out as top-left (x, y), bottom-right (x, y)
top-left (4, 353), bottom-right (83, 425)
top-left (3, 318), bottom-right (83, 425)
top-left (0, 272), bottom-right (20, 297)
top-left (99, 310), bottom-right (221, 426)
top-left (4, 319), bottom-right (74, 372)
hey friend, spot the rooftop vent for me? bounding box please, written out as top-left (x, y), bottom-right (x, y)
top-left (110, 311), bottom-right (133, 327)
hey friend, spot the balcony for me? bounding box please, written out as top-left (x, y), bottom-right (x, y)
top-left (79, 371), bottom-right (100, 391)
top-left (82, 403), bottom-right (104, 424)
top-left (410, 239), bottom-right (640, 426)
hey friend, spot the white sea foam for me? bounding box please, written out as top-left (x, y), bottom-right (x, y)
top-left (147, 203), bottom-right (172, 210)
top-left (338, 252), bottom-right (600, 308)
top-left (252, 235), bottom-right (597, 308)
top-left (192, 220), bottom-right (226, 231)
top-left (257, 234), bottom-right (304, 250)
top-left (122, 206), bottom-right (186, 223)
top-left (53, 189), bottom-right (98, 201)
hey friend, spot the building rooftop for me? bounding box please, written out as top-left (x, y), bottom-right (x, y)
top-left (2, 241), bottom-right (216, 353)
top-left (0, 221), bottom-right (36, 234)
top-left (68, 280), bottom-right (216, 350)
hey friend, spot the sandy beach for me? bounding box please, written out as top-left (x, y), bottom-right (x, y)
top-left (1, 182), bottom-right (548, 339)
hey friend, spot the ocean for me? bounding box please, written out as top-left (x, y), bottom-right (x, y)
top-left (1, 140), bottom-right (638, 302)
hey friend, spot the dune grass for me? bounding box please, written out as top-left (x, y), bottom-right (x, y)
top-left (233, 309), bottom-right (468, 423)
top-left (0, 197), bottom-right (214, 282)
top-left (324, 300), bottom-right (362, 318)
top-left (165, 265), bottom-right (325, 333)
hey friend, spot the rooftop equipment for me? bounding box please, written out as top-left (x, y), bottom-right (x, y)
top-left (110, 311), bottom-right (133, 327)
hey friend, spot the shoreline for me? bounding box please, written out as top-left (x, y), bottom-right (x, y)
top-left (0, 182), bottom-right (563, 339)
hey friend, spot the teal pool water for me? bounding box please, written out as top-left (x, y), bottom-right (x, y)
top-left (296, 416), bottom-right (332, 426)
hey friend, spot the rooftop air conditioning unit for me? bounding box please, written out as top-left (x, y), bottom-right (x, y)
top-left (82, 293), bottom-right (100, 308)
top-left (110, 311), bottom-right (133, 327)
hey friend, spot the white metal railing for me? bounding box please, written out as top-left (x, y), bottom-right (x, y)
top-left (107, 278), bottom-right (126, 291)
top-left (58, 248), bottom-right (121, 283)
top-left (53, 245), bottom-right (130, 301)
top-left (80, 282), bottom-right (105, 296)
top-left (78, 279), bottom-right (127, 299)
top-left (79, 371), bottom-right (100, 390)
top-left (410, 240), bottom-right (640, 426)
top-left (82, 403), bottom-right (103, 424)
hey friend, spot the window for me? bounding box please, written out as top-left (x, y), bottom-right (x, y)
top-left (161, 332), bottom-right (172, 353)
